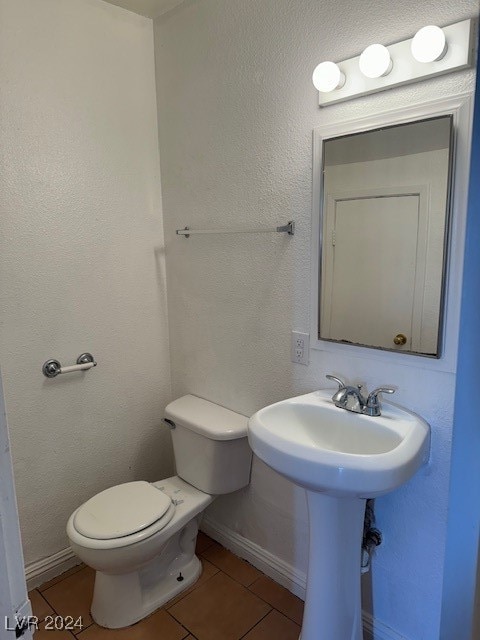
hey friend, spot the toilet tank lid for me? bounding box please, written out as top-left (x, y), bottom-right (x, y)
top-left (164, 395), bottom-right (248, 441)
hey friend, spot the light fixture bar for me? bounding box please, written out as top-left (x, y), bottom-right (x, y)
top-left (318, 19), bottom-right (475, 107)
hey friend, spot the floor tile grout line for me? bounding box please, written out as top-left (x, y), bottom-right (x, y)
top-left (166, 568), bottom-right (220, 610)
top-left (246, 575), bottom-right (305, 622)
top-left (36, 569), bottom-right (95, 637)
top-left (35, 588), bottom-right (91, 636)
top-left (248, 575), bottom-right (262, 589)
top-left (238, 606), bottom-right (274, 640)
top-left (74, 620), bottom-right (94, 636)
top-left (38, 564), bottom-right (85, 593)
top-left (244, 587), bottom-right (303, 626)
top-left (167, 566), bottom-right (262, 615)
top-left (165, 607), bottom-right (199, 638)
top-left (40, 566), bottom-right (90, 597)
top-left (249, 593), bottom-right (301, 626)
top-left (38, 587), bottom-right (61, 613)
top-left (30, 588), bottom-right (54, 623)
top-left (198, 561), bottom-right (259, 588)
top-left (167, 569), bottom-right (275, 640)
top-left (198, 551), bottom-right (261, 589)
top-left (164, 609), bottom-right (193, 640)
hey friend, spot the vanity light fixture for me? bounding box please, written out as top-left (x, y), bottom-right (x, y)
top-left (313, 18), bottom-right (474, 106)
top-left (312, 61), bottom-right (345, 93)
top-left (359, 44), bottom-right (393, 79)
top-left (411, 25), bottom-right (447, 63)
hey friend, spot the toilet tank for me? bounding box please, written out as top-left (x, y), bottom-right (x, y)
top-left (164, 395), bottom-right (252, 495)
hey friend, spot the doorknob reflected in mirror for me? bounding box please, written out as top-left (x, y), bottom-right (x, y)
top-left (393, 334), bottom-right (407, 346)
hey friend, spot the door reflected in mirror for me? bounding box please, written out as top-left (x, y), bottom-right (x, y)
top-left (319, 115), bottom-right (453, 357)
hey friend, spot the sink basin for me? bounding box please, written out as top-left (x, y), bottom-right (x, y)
top-left (248, 389), bottom-right (430, 498)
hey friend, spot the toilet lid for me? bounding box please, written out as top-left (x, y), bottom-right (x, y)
top-left (73, 481), bottom-right (172, 540)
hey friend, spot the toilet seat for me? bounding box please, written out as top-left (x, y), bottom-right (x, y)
top-left (69, 481), bottom-right (176, 549)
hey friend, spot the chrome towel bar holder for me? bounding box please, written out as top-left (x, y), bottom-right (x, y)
top-left (176, 220), bottom-right (295, 238)
top-left (42, 353), bottom-right (97, 378)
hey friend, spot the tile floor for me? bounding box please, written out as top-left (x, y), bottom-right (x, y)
top-left (31, 533), bottom-right (304, 640)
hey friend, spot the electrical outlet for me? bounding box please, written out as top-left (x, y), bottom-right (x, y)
top-left (291, 331), bottom-right (310, 365)
top-left (294, 347), bottom-right (304, 361)
top-left (295, 336), bottom-right (305, 349)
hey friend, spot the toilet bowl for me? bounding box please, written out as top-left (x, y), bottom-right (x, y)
top-left (66, 395), bottom-right (252, 629)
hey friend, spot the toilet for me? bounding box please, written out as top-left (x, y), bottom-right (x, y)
top-left (66, 395), bottom-right (252, 629)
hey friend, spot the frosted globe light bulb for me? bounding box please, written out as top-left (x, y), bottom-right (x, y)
top-left (411, 25), bottom-right (447, 63)
top-left (312, 61), bottom-right (345, 93)
top-left (359, 44), bottom-right (393, 79)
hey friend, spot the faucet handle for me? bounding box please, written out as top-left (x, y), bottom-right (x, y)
top-left (367, 387), bottom-right (395, 400)
top-left (365, 387), bottom-right (395, 416)
top-left (326, 374), bottom-right (346, 390)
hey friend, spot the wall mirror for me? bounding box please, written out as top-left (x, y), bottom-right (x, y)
top-left (317, 115), bottom-right (454, 357)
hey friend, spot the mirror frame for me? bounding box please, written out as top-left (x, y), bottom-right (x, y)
top-left (310, 93), bottom-right (474, 373)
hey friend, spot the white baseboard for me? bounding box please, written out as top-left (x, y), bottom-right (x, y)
top-left (201, 515), bottom-right (407, 640)
top-left (25, 546), bottom-right (81, 591)
top-left (201, 514), bottom-right (307, 600)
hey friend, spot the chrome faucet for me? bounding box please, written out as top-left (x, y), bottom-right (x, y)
top-left (326, 375), bottom-right (395, 417)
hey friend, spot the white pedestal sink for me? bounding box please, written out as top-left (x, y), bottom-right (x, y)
top-left (248, 389), bottom-right (430, 640)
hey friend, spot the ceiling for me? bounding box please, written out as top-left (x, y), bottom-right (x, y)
top-left (103, 0), bottom-right (185, 18)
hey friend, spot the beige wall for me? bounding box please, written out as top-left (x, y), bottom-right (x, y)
top-left (0, 0), bottom-right (173, 565)
top-left (153, 2), bottom-right (476, 638)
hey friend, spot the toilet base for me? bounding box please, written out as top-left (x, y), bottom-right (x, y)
top-left (91, 519), bottom-right (202, 629)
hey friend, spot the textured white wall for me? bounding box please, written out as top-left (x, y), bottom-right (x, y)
top-left (0, 0), bottom-right (172, 565)
top-left (153, 1), bottom-right (477, 638)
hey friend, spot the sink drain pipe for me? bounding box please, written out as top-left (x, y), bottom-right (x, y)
top-left (362, 499), bottom-right (382, 573)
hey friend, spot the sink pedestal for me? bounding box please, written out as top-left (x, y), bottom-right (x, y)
top-left (248, 389), bottom-right (430, 639)
top-left (301, 491), bottom-right (366, 640)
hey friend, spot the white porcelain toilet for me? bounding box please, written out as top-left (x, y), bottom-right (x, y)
top-left (66, 395), bottom-right (252, 629)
